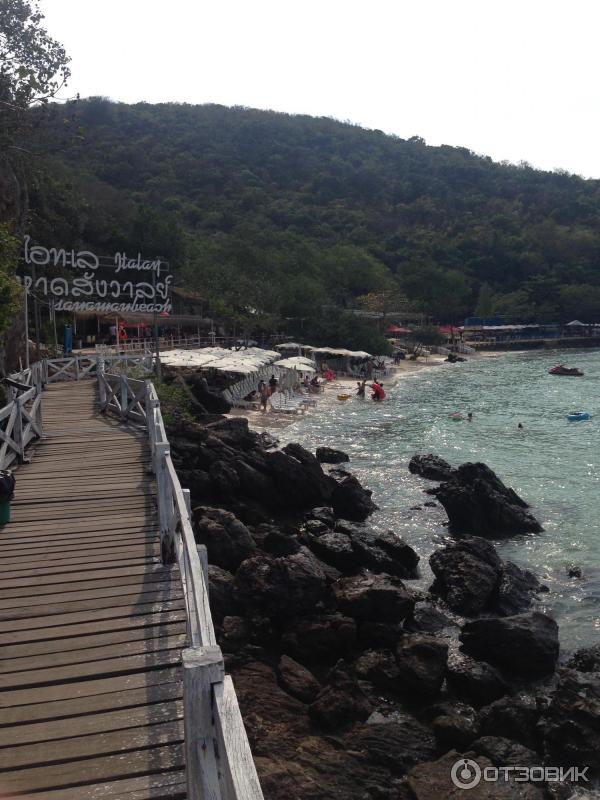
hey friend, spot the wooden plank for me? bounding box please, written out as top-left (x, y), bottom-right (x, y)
top-left (0, 542), bottom-right (160, 566)
top-left (2, 516), bottom-right (157, 537)
top-left (0, 742), bottom-right (184, 793)
top-left (0, 633), bottom-right (185, 678)
top-left (0, 597), bottom-right (186, 634)
top-left (0, 698), bottom-right (183, 746)
top-left (0, 647), bottom-right (183, 691)
top-left (2, 556), bottom-right (165, 583)
top-left (2, 620), bottom-right (187, 660)
top-left (3, 761), bottom-right (185, 799)
top-left (2, 677), bottom-right (182, 726)
top-left (0, 569), bottom-right (176, 601)
top-left (0, 665), bottom-right (181, 708)
top-left (0, 562), bottom-right (171, 591)
top-left (0, 586), bottom-right (183, 622)
top-left (0, 548), bottom-right (160, 573)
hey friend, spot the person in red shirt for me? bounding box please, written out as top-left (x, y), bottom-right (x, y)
top-left (371, 381), bottom-right (385, 401)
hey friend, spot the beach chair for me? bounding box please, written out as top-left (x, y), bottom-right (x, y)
top-left (269, 393), bottom-right (301, 414)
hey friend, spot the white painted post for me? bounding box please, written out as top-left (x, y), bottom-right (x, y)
top-left (120, 373), bottom-right (128, 421)
top-left (14, 398), bottom-right (24, 462)
top-left (183, 646), bottom-right (225, 800)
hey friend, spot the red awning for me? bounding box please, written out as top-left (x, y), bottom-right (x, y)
top-left (386, 325), bottom-right (412, 334)
top-left (438, 325), bottom-right (455, 334)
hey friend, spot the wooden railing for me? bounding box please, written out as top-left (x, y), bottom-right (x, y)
top-left (0, 363), bottom-right (45, 470)
top-left (98, 363), bottom-right (264, 800)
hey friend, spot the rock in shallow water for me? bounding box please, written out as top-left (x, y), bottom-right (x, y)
top-left (460, 612), bottom-right (559, 678)
top-left (329, 468), bottom-right (378, 521)
top-left (446, 651), bottom-right (509, 708)
top-left (316, 446), bottom-right (350, 464)
top-left (395, 634), bottom-right (449, 700)
top-left (431, 461), bottom-right (543, 537)
top-left (333, 572), bottom-right (415, 622)
top-left (409, 453), bottom-right (456, 482)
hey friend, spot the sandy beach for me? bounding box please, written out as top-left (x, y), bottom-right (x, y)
top-left (230, 353), bottom-right (449, 431)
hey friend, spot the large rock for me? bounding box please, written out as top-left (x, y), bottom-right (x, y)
top-left (432, 462), bottom-right (543, 537)
top-left (446, 651), bottom-right (509, 708)
top-left (183, 371), bottom-right (232, 414)
top-left (281, 614), bottom-right (357, 665)
top-left (308, 669), bottom-right (371, 730)
top-left (353, 649), bottom-right (400, 690)
top-left (266, 445), bottom-right (333, 509)
top-left (335, 521), bottom-right (420, 579)
top-left (540, 666), bottom-right (600, 771)
top-left (460, 612), bottom-right (559, 678)
top-left (395, 634), bottom-right (448, 699)
top-left (277, 655), bottom-right (321, 703)
top-left (470, 736), bottom-right (540, 769)
top-left (492, 561), bottom-right (545, 616)
top-left (307, 531), bottom-right (357, 571)
top-left (316, 446), bottom-right (350, 464)
top-left (405, 602), bottom-right (458, 634)
top-left (409, 454), bottom-right (455, 482)
top-left (478, 695), bottom-right (542, 751)
top-left (233, 548), bottom-right (329, 618)
top-left (207, 564), bottom-right (237, 623)
top-left (193, 507), bottom-right (256, 571)
top-left (355, 718), bottom-right (437, 775)
top-left (429, 537), bottom-right (501, 615)
top-left (329, 468), bottom-right (377, 521)
top-left (432, 705), bottom-right (479, 750)
top-left (430, 538), bottom-right (544, 617)
top-left (407, 750), bottom-right (544, 799)
top-left (333, 573), bottom-right (414, 622)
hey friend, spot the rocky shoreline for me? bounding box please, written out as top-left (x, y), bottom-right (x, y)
top-left (165, 372), bottom-right (599, 799)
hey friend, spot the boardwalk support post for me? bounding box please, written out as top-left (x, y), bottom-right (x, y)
top-left (183, 645), bottom-right (225, 800)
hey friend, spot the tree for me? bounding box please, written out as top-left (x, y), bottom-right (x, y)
top-left (0, 0), bottom-right (70, 111)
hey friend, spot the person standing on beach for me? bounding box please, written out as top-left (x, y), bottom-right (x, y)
top-left (268, 374), bottom-right (278, 395)
top-left (356, 380), bottom-right (366, 398)
top-left (259, 382), bottom-right (270, 412)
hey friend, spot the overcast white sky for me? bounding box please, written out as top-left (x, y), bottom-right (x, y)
top-left (39, 0), bottom-right (600, 178)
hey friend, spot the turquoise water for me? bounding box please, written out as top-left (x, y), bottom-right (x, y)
top-left (279, 350), bottom-right (600, 655)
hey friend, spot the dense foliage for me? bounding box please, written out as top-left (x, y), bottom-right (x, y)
top-left (26, 99), bottom-right (600, 347)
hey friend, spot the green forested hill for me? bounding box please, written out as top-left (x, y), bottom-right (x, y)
top-left (26, 98), bottom-right (600, 344)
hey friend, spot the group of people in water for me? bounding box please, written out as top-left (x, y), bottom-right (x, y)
top-left (356, 379), bottom-right (386, 401)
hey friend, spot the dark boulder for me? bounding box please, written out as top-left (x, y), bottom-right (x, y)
top-left (355, 718), bottom-right (437, 775)
top-left (405, 602), bottom-right (458, 634)
top-left (478, 694), bottom-right (542, 751)
top-left (221, 615), bottom-right (250, 651)
top-left (193, 507), bottom-right (256, 571)
top-left (446, 651), bottom-right (509, 708)
top-left (309, 669), bottom-right (371, 730)
top-left (307, 531), bottom-right (356, 571)
top-left (335, 521), bottom-right (420, 579)
top-left (333, 573), bottom-right (415, 622)
top-left (540, 666), bottom-right (600, 771)
top-left (254, 523), bottom-right (301, 557)
top-left (432, 461), bottom-right (543, 537)
top-left (208, 459), bottom-right (241, 498)
top-left (205, 415), bottom-right (259, 449)
top-left (470, 736), bottom-right (540, 768)
top-left (353, 649), bottom-right (401, 691)
top-left (395, 634), bottom-right (448, 699)
top-left (357, 621), bottom-right (404, 651)
top-left (316, 446), bottom-right (350, 464)
top-left (233, 547), bottom-right (329, 618)
top-left (329, 468), bottom-right (377, 521)
top-left (277, 655), bottom-right (321, 703)
top-left (183, 371), bottom-right (232, 414)
top-left (305, 507), bottom-right (335, 527)
top-left (207, 564), bottom-right (237, 623)
top-left (460, 612), bottom-right (559, 678)
top-left (492, 561), bottom-right (545, 616)
top-left (566, 643), bottom-right (600, 672)
top-left (429, 537), bottom-right (501, 615)
top-left (281, 614), bottom-right (357, 665)
top-left (267, 445), bottom-right (333, 509)
top-left (407, 750), bottom-right (544, 799)
top-left (409, 454), bottom-right (455, 482)
top-left (432, 706), bottom-right (479, 750)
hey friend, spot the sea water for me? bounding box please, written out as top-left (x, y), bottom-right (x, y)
top-left (278, 350), bottom-right (600, 655)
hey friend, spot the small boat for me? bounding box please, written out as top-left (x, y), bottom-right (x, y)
top-left (337, 394), bottom-right (350, 401)
top-left (549, 365), bottom-right (584, 376)
top-left (567, 411), bottom-right (591, 421)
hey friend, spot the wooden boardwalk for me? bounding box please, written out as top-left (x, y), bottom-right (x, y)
top-left (0, 382), bottom-right (187, 799)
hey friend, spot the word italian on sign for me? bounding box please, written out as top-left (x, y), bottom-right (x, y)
top-left (18, 237), bottom-right (173, 314)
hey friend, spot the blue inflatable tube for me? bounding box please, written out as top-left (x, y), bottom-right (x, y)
top-left (567, 411), bottom-right (590, 421)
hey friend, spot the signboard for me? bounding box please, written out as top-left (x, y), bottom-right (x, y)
top-left (17, 236), bottom-right (173, 314)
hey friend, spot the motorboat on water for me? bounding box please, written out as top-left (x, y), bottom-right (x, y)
top-left (567, 411), bottom-right (591, 421)
top-left (549, 364), bottom-right (584, 376)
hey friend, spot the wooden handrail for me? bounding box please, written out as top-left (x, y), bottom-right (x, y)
top-left (97, 362), bottom-right (263, 800)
